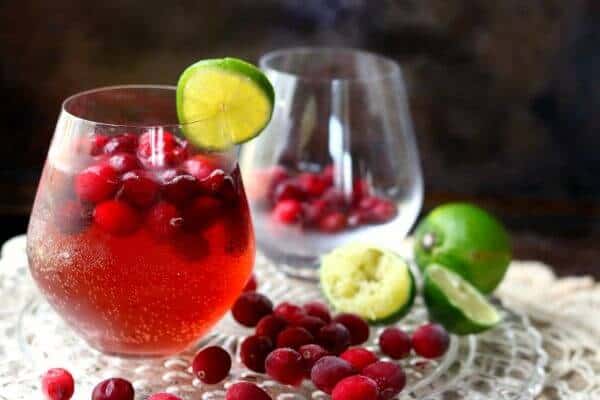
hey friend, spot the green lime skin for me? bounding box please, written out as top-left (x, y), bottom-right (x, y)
top-left (371, 267), bottom-right (416, 325)
top-left (414, 203), bottom-right (511, 294)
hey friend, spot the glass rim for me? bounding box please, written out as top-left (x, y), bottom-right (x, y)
top-left (259, 47), bottom-right (402, 83)
top-left (61, 84), bottom-right (198, 129)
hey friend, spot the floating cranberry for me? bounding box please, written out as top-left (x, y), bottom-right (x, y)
top-left (93, 200), bottom-right (139, 235)
top-left (362, 361), bottom-right (406, 400)
top-left (90, 134), bottom-right (110, 156)
top-left (379, 327), bottom-right (411, 359)
top-left (103, 133), bottom-right (138, 155)
top-left (318, 212), bottom-right (347, 233)
top-left (340, 347), bottom-right (378, 371)
top-left (318, 322), bottom-right (351, 354)
top-left (55, 200), bottom-right (92, 233)
top-left (334, 313), bottom-right (370, 345)
top-left (273, 302), bottom-right (306, 324)
top-left (276, 326), bottom-right (314, 349)
top-left (294, 315), bottom-right (326, 336)
top-left (299, 344), bottom-right (330, 374)
top-left (298, 173), bottom-right (328, 197)
top-left (272, 180), bottom-right (306, 203)
top-left (41, 368), bottom-right (74, 400)
top-left (91, 378), bottom-right (134, 400)
top-left (243, 274), bottom-right (257, 292)
top-left (107, 153), bottom-right (139, 174)
top-left (75, 164), bottom-right (118, 203)
top-left (240, 335), bottom-right (273, 373)
top-left (147, 394), bottom-right (182, 400)
top-left (192, 346), bottom-right (232, 384)
top-left (137, 130), bottom-right (175, 157)
top-left (332, 375), bottom-right (379, 400)
top-left (310, 356), bottom-right (356, 394)
top-left (119, 170), bottom-right (159, 208)
top-left (182, 195), bottom-right (222, 230)
top-left (225, 382), bottom-right (271, 400)
top-left (183, 155), bottom-right (216, 180)
top-left (162, 173), bottom-right (198, 204)
top-left (265, 348), bottom-right (305, 386)
top-left (272, 199), bottom-right (303, 224)
top-left (255, 315), bottom-right (287, 342)
top-left (146, 201), bottom-right (183, 238)
top-left (412, 323), bottom-right (450, 359)
top-left (232, 292), bottom-right (273, 327)
top-left (198, 169), bottom-right (226, 194)
top-left (303, 301), bottom-right (331, 323)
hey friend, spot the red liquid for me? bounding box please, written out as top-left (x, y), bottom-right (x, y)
top-left (27, 133), bottom-right (254, 356)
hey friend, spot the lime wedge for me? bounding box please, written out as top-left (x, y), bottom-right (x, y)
top-left (424, 264), bottom-right (501, 335)
top-left (320, 244), bottom-right (415, 324)
top-left (176, 57), bottom-right (274, 150)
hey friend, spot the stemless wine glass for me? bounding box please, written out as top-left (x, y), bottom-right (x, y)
top-left (240, 48), bottom-right (423, 278)
top-left (26, 85), bottom-right (255, 357)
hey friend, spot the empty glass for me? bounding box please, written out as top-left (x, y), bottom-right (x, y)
top-left (240, 48), bottom-right (423, 278)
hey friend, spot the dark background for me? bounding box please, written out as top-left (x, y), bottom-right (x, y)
top-left (2, 0), bottom-right (600, 276)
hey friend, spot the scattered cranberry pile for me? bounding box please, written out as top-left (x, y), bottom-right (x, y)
top-left (40, 275), bottom-right (450, 400)
top-left (55, 131), bottom-right (235, 237)
top-left (263, 165), bottom-right (398, 233)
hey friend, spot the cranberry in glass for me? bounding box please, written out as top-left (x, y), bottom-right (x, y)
top-left (93, 200), bottom-right (139, 235)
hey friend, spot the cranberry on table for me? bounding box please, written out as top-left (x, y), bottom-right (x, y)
top-left (265, 348), bottom-right (305, 386)
top-left (75, 164), bottom-right (118, 203)
top-left (232, 292), bottom-right (273, 327)
top-left (226, 382), bottom-right (272, 400)
top-left (41, 368), bottom-right (74, 400)
top-left (240, 335), bottom-right (274, 373)
top-left (310, 355), bottom-right (356, 394)
top-left (192, 346), bottom-right (232, 384)
top-left (119, 170), bottom-right (159, 208)
top-left (299, 344), bottom-right (330, 373)
top-left (276, 326), bottom-right (314, 349)
top-left (333, 313), bottom-right (370, 345)
top-left (147, 394), bottom-right (182, 400)
top-left (243, 273), bottom-right (258, 292)
top-left (412, 323), bottom-right (450, 359)
top-left (93, 200), bottom-right (140, 235)
top-left (302, 301), bottom-right (331, 323)
top-left (146, 201), bottom-right (183, 238)
top-left (91, 377), bottom-right (134, 400)
top-left (331, 375), bottom-right (379, 400)
top-left (318, 211), bottom-right (347, 233)
top-left (273, 302), bottom-right (306, 324)
top-left (379, 327), bottom-right (412, 359)
top-left (318, 322), bottom-right (351, 354)
top-left (362, 361), bottom-right (406, 400)
top-left (340, 347), bottom-right (378, 371)
top-left (294, 315), bottom-right (326, 336)
top-left (272, 199), bottom-right (303, 224)
top-left (255, 315), bottom-right (287, 342)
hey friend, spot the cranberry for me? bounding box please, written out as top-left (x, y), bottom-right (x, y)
top-left (340, 347), bottom-right (378, 371)
top-left (303, 301), bottom-right (331, 323)
top-left (103, 133), bottom-right (138, 155)
top-left (379, 327), bottom-right (411, 359)
top-left (352, 179), bottom-right (370, 203)
top-left (243, 274), bottom-right (257, 292)
top-left (318, 212), bottom-right (347, 233)
top-left (255, 315), bottom-right (287, 342)
top-left (173, 232), bottom-right (209, 261)
top-left (147, 394), bottom-right (182, 400)
top-left (333, 313), bottom-right (370, 345)
top-left (321, 188), bottom-right (346, 210)
top-left (75, 164), bottom-right (118, 203)
top-left (183, 155), bottom-right (219, 181)
top-left (192, 346), bottom-right (231, 384)
top-left (161, 173), bottom-right (198, 204)
top-left (146, 201), bottom-right (183, 238)
top-left (362, 361), bottom-right (406, 400)
top-left (265, 348), bottom-right (305, 386)
top-left (90, 134), bottom-right (109, 156)
top-left (137, 130), bottom-right (180, 167)
top-left (318, 322), bottom-right (351, 354)
top-left (225, 382), bottom-right (271, 400)
top-left (273, 302), bottom-right (306, 324)
top-left (273, 199), bottom-right (303, 224)
top-left (276, 326), bottom-right (314, 349)
top-left (298, 173), bottom-right (328, 197)
top-left (310, 356), bottom-right (356, 394)
top-left (272, 180), bottom-right (306, 203)
top-left (41, 368), bottom-right (74, 400)
top-left (412, 323), bottom-right (450, 359)
top-left (302, 199), bottom-right (328, 227)
top-left (347, 210), bottom-right (368, 228)
top-left (198, 169), bottom-right (226, 194)
top-left (232, 292), bottom-right (273, 327)
top-left (240, 335), bottom-right (273, 373)
top-left (55, 200), bottom-right (92, 233)
top-left (299, 344), bottom-right (330, 373)
top-left (332, 375), bottom-right (379, 400)
top-left (107, 153), bottom-right (139, 174)
top-left (182, 195), bottom-right (222, 230)
top-left (369, 198), bottom-right (397, 223)
top-left (359, 196), bottom-right (379, 211)
top-left (322, 165), bottom-right (335, 186)
top-left (294, 315), bottom-right (326, 336)
top-left (91, 378), bottom-right (134, 400)
top-left (93, 200), bottom-right (139, 235)
top-left (119, 170), bottom-right (159, 208)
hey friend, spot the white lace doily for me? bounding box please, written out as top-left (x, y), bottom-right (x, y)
top-left (1, 235), bottom-right (598, 399)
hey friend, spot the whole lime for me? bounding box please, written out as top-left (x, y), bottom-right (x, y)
top-left (414, 203), bottom-right (511, 293)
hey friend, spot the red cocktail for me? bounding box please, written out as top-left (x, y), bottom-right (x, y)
top-left (27, 86), bottom-right (255, 356)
